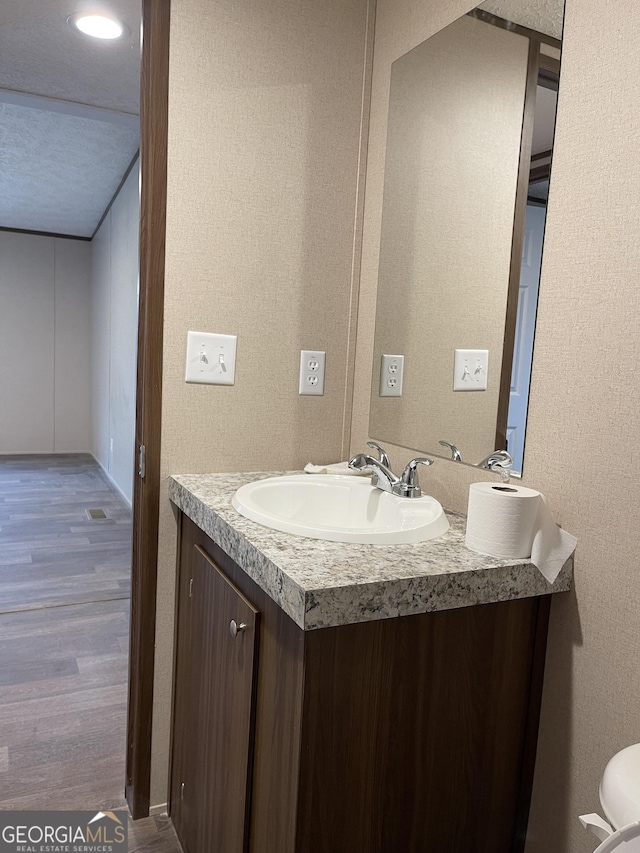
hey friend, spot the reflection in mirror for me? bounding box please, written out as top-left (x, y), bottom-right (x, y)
top-left (368, 1), bottom-right (564, 475)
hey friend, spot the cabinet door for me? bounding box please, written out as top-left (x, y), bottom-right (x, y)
top-left (171, 536), bottom-right (199, 853)
top-left (172, 543), bottom-right (260, 853)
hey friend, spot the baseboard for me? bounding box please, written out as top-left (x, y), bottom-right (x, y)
top-left (0, 450), bottom-right (93, 456)
top-left (90, 454), bottom-right (133, 510)
top-left (149, 803), bottom-right (168, 817)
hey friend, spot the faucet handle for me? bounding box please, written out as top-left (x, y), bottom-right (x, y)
top-left (395, 457), bottom-right (434, 497)
top-left (401, 457), bottom-right (434, 484)
top-left (366, 441), bottom-right (391, 469)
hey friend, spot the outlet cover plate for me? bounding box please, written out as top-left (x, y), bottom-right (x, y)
top-left (299, 350), bottom-right (325, 395)
top-left (453, 349), bottom-right (488, 391)
top-left (185, 331), bottom-right (237, 385)
top-left (379, 354), bottom-right (404, 396)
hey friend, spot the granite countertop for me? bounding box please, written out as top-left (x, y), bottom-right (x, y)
top-left (168, 471), bottom-right (573, 631)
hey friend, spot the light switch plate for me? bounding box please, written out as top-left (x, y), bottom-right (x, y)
top-left (185, 331), bottom-right (237, 385)
top-left (379, 354), bottom-right (404, 396)
top-left (299, 350), bottom-right (325, 395)
top-left (453, 349), bottom-right (488, 391)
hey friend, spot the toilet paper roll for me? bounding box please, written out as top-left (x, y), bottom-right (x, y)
top-left (465, 482), bottom-right (577, 584)
top-left (465, 482), bottom-right (540, 559)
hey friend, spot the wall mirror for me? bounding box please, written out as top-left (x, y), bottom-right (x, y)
top-left (368, 0), bottom-right (564, 475)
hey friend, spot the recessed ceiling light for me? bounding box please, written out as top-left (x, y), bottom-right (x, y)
top-left (68, 12), bottom-right (128, 40)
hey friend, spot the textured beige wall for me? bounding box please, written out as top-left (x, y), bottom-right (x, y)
top-left (149, 0), bottom-right (373, 805)
top-left (521, 0), bottom-right (640, 847)
top-left (370, 15), bottom-right (528, 461)
top-left (352, 0), bottom-right (640, 851)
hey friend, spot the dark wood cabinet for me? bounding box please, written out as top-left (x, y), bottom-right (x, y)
top-left (171, 542), bottom-right (260, 853)
top-left (170, 513), bottom-right (551, 853)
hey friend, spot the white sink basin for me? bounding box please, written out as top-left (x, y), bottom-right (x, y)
top-left (232, 474), bottom-right (449, 545)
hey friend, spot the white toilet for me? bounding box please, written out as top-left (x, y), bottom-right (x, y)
top-left (580, 743), bottom-right (640, 851)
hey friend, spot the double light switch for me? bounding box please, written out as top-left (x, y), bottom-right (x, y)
top-left (453, 349), bottom-right (488, 391)
top-left (185, 331), bottom-right (237, 385)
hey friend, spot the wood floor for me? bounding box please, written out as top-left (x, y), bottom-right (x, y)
top-left (0, 454), bottom-right (181, 852)
top-left (0, 454), bottom-right (132, 613)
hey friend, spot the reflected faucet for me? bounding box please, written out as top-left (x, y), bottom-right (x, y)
top-left (439, 440), bottom-right (462, 462)
top-left (477, 449), bottom-right (513, 471)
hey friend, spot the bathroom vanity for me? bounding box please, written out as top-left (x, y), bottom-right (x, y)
top-left (168, 472), bottom-right (573, 853)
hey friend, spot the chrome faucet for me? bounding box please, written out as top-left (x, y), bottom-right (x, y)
top-left (439, 440), bottom-right (462, 462)
top-left (348, 447), bottom-right (434, 498)
top-left (477, 449), bottom-right (513, 471)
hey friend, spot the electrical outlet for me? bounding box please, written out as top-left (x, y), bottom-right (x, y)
top-left (299, 350), bottom-right (325, 396)
top-left (185, 331), bottom-right (237, 385)
top-left (379, 354), bottom-right (404, 397)
top-left (453, 349), bottom-right (488, 391)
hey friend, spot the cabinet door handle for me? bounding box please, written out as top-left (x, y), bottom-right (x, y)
top-left (229, 619), bottom-right (247, 638)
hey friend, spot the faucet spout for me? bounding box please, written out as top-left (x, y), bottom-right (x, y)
top-left (348, 453), bottom-right (400, 493)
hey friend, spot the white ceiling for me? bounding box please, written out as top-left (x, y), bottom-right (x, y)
top-left (0, 102), bottom-right (139, 236)
top-left (0, 0), bottom-right (141, 237)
